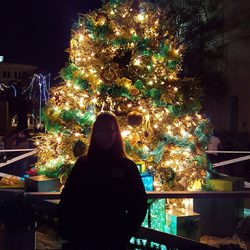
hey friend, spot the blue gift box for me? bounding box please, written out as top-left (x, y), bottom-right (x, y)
top-left (141, 172), bottom-right (154, 191)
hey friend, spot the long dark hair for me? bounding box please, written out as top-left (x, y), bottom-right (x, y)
top-left (87, 112), bottom-right (126, 159)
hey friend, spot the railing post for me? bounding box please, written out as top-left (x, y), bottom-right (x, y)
top-left (148, 204), bottom-right (151, 228)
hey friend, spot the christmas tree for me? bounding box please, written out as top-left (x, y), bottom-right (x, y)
top-left (35, 0), bottom-right (212, 193)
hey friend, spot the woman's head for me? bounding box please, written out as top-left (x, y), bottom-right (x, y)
top-left (87, 112), bottom-right (126, 158)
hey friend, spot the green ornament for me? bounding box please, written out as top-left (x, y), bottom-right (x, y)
top-left (168, 105), bottom-right (183, 117)
top-left (75, 77), bottom-right (89, 90)
top-left (74, 110), bottom-right (84, 125)
top-left (134, 80), bottom-right (144, 90)
top-left (131, 34), bottom-right (140, 42)
top-left (60, 64), bottom-right (78, 81)
top-left (60, 110), bottom-right (76, 121)
top-left (80, 112), bottom-right (95, 127)
top-left (119, 87), bottom-right (133, 100)
top-left (149, 88), bottom-right (161, 100)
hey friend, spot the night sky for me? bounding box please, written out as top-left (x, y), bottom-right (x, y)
top-left (0, 0), bottom-right (103, 77)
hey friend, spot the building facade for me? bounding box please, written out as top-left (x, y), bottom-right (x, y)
top-left (0, 61), bottom-right (38, 135)
top-left (0, 62), bottom-right (37, 84)
top-left (205, 0), bottom-right (250, 144)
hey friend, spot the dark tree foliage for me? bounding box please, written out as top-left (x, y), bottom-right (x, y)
top-left (154, 0), bottom-right (228, 100)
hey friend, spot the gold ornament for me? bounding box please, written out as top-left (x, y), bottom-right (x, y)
top-left (127, 111), bottom-right (144, 127)
top-left (130, 86), bottom-right (140, 96)
top-left (100, 63), bottom-right (119, 84)
top-left (115, 77), bottom-right (132, 89)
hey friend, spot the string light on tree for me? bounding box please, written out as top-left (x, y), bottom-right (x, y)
top-left (35, 0), bottom-right (212, 200)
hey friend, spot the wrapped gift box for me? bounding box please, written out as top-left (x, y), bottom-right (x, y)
top-left (166, 208), bottom-right (200, 241)
top-left (25, 175), bottom-right (60, 192)
top-left (141, 172), bottom-right (154, 192)
top-left (0, 176), bottom-right (24, 189)
top-left (194, 176), bottom-right (244, 237)
top-left (207, 176), bottom-right (244, 191)
top-left (143, 199), bottom-right (167, 232)
top-left (136, 161), bottom-right (146, 173)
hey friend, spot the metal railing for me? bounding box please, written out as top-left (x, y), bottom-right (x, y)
top-left (0, 189), bottom-right (227, 250)
top-left (1, 149), bottom-right (250, 249)
top-left (207, 150), bottom-right (250, 169)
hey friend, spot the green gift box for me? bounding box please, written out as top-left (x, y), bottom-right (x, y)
top-left (166, 208), bottom-right (200, 241)
top-left (142, 199), bottom-right (167, 232)
top-left (194, 176), bottom-right (244, 237)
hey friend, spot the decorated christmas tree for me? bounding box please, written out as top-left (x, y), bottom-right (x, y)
top-left (35, 0), bottom-right (212, 193)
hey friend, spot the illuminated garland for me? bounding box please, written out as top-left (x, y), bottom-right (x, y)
top-left (0, 82), bottom-right (17, 96)
top-left (23, 73), bottom-right (51, 127)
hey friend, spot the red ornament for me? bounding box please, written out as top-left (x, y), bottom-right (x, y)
top-left (26, 167), bottom-right (38, 176)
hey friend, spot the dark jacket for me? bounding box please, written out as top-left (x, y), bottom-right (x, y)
top-left (58, 152), bottom-right (147, 249)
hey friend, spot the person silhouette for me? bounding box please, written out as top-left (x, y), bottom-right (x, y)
top-left (58, 112), bottom-right (148, 250)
